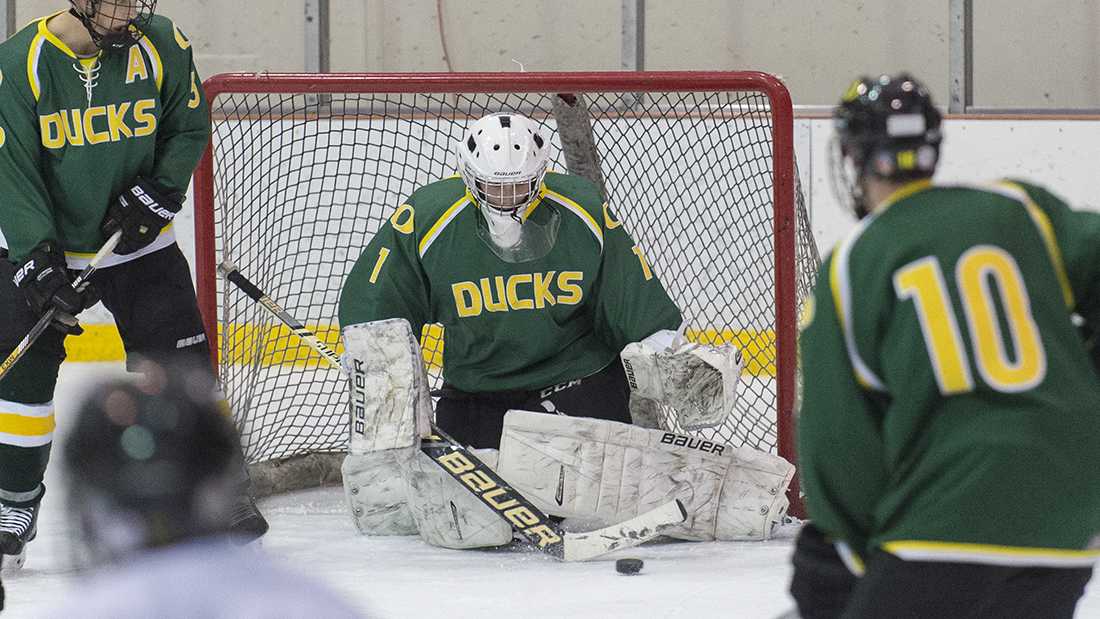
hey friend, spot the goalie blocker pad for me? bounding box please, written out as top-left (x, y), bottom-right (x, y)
top-left (497, 410), bottom-right (794, 541)
top-left (341, 318), bottom-right (433, 535)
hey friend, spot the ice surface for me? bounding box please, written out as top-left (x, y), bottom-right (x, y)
top-left (3, 363), bottom-right (1099, 618)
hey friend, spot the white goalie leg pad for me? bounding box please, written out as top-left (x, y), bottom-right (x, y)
top-left (341, 448), bottom-right (418, 535)
top-left (497, 410), bottom-right (794, 541)
top-left (400, 448), bottom-right (513, 550)
top-left (620, 329), bottom-right (743, 431)
top-left (340, 319), bottom-right (433, 535)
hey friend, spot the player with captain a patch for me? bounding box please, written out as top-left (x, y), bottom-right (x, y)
top-left (0, 0), bottom-right (267, 571)
top-left (338, 112), bottom-right (794, 552)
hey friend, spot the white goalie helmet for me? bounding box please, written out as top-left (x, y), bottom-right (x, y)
top-left (456, 113), bottom-right (556, 260)
top-left (456, 113), bottom-right (549, 214)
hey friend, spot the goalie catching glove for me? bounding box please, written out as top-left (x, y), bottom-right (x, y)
top-left (620, 328), bottom-right (743, 431)
top-left (100, 178), bottom-right (183, 255)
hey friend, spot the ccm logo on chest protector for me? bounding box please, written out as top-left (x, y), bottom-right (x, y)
top-left (660, 433), bottom-right (726, 456)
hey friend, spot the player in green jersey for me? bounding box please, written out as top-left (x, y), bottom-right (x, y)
top-left (0, 1), bottom-right (266, 569)
top-left (337, 112), bottom-right (793, 552)
top-left (789, 73), bottom-right (1100, 618)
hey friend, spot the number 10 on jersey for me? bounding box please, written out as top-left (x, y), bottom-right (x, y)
top-left (893, 245), bottom-right (1047, 395)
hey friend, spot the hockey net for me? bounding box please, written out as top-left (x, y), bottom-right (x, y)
top-left (193, 72), bottom-right (819, 512)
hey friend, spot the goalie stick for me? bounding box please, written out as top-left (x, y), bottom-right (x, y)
top-left (0, 230), bottom-right (123, 382)
top-left (219, 262), bottom-right (687, 561)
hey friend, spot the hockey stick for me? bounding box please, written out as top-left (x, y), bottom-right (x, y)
top-left (0, 230), bottom-right (123, 382)
top-left (219, 262), bottom-right (687, 561)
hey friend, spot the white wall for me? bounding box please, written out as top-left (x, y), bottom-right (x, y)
top-left (802, 118), bottom-right (1100, 254)
top-left (10, 1), bottom-right (1100, 108)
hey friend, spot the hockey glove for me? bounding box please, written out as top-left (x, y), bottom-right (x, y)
top-left (100, 177), bottom-right (183, 255)
top-left (620, 329), bottom-right (743, 431)
top-left (13, 241), bottom-right (98, 335)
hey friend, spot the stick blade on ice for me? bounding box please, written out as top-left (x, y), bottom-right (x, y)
top-left (563, 499), bottom-right (687, 562)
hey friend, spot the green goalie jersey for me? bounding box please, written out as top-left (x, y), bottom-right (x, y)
top-left (799, 179), bottom-right (1100, 568)
top-left (0, 11), bottom-right (209, 264)
top-left (339, 173), bottom-right (683, 393)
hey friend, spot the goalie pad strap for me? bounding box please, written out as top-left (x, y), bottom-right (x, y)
top-left (342, 319), bottom-right (432, 453)
top-left (497, 410), bottom-right (793, 541)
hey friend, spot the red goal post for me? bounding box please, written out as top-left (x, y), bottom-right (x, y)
top-left (192, 72), bottom-right (816, 516)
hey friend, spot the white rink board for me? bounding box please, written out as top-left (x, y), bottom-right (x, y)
top-left (802, 117), bottom-right (1100, 253)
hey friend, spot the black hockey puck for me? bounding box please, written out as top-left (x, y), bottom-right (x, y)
top-left (615, 558), bottom-right (644, 575)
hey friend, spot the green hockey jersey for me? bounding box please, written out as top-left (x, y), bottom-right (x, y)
top-left (339, 173), bottom-right (683, 392)
top-left (799, 179), bottom-right (1100, 569)
top-left (0, 11), bottom-right (209, 265)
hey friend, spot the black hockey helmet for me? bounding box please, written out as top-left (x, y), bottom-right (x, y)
top-left (831, 73), bottom-right (942, 217)
top-left (64, 359), bottom-right (241, 558)
top-left (69, 0), bottom-right (157, 51)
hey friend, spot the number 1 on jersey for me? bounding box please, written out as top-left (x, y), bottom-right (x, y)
top-left (894, 257), bottom-right (974, 394)
top-left (893, 245), bottom-right (1046, 395)
top-left (368, 247), bottom-right (391, 284)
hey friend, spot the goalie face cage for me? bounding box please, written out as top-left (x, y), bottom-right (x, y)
top-left (193, 72), bottom-right (819, 515)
